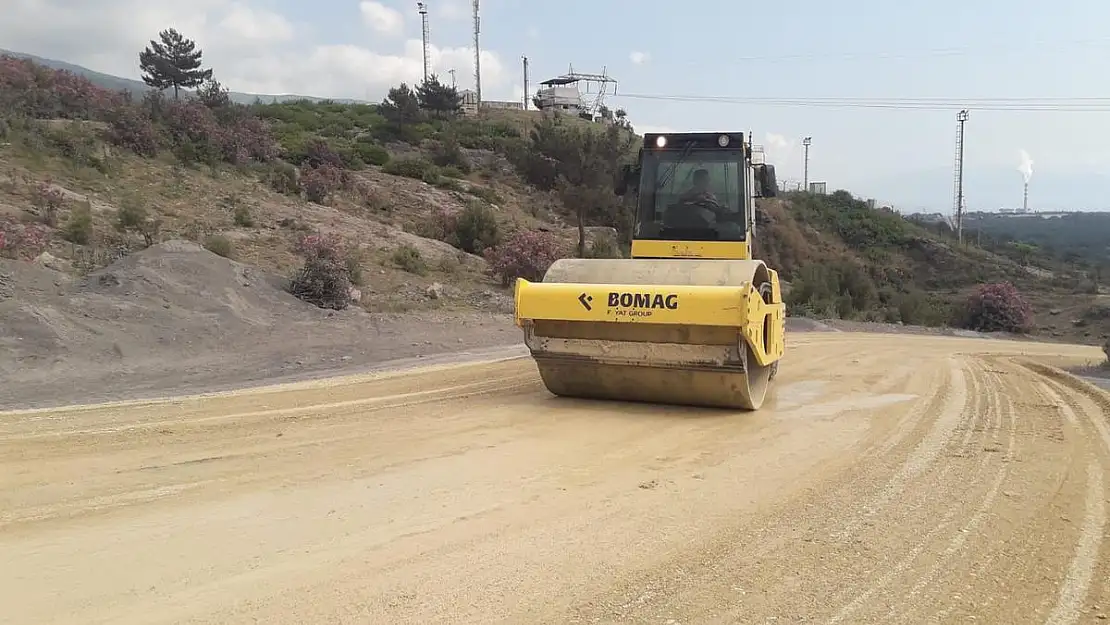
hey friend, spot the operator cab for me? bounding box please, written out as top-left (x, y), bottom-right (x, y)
top-left (616, 132), bottom-right (777, 243)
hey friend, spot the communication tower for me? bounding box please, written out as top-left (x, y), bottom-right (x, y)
top-left (417, 2), bottom-right (430, 82)
top-left (472, 0), bottom-right (481, 106)
top-left (952, 109), bottom-right (969, 245)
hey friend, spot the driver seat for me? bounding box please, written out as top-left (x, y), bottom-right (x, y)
top-left (662, 199), bottom-right (718, 229)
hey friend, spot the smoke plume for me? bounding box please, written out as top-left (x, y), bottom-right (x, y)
top-left (1017, 149), bottom-right (1034, 184)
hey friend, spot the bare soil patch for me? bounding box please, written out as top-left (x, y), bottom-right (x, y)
top-left (0, 240), bottom-right (517, 410)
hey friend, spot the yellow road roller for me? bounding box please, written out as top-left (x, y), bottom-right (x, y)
top-left (513, 131), bottom-right (786, 410)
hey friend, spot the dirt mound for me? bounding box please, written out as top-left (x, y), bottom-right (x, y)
top-left (0, 241), bottom-right (518, 409)
top-left (786, 317), bottom-right (839, 332)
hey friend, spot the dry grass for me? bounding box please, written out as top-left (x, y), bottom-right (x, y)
top-left (0, 115), bottom-right (583, 312)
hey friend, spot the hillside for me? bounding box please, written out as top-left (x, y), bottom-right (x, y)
top-left (1, 52), bottom-right (1108, 358)
top-left (962, 210), bottom-right (1110, 269)
top-left (0, 48), bottom-right (361, 105)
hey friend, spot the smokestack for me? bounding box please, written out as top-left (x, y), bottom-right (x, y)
top-left (1023, 181), bottom-right (1029, 212)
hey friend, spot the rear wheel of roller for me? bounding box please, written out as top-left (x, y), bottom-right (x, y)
top-left (736, 279), bottom-right (777, 410)
top-left (758, 280), bottom-right (780, 382)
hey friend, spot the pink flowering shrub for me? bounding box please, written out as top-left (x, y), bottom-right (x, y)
top-left (483, 229), bottom-right (565, 286)
top-left (299, 163), bottom-right (350, 204)
top-left (221, 114), bottom-right (280, 164)
top-left (0, 219), bottom-right (50, 260)
top-left (301, 138), bottom-right (346, 169)
top-left (0, 55), bottom-right (122, 120)
top-left (0, 54), bottom-right (278, 167)
top-left (106, 104), bottom-right (161, 156)
top-left (959, 281), bottom-right (1033, 333)
top-left (289, 233), bottom-right (352, 309)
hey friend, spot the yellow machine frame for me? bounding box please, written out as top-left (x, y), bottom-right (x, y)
top-left (512, 131), bottom-right (786, 410)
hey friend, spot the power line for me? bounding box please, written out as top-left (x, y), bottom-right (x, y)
top-left (693, 37), bottom-right (1110, 64)
top-left (613, 93), bottom-right (1110, 111)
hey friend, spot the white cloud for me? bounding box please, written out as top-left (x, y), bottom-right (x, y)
top-left (762, 132), bottom-right (799, 169)
top-left (637, 125), bottom-right (679, 135)
top-left (440, 0), bottom-right (469, 21)
top-left (232, 41), bottom-right (506, 99)
top-left (629, 51), bottom-right (649, 65)
top-left (218, 2), bottom-right (294, 43)
top-left (359, 1), bottom-right (404, 35)
top-left (0, 0), bottom-right (513, 101)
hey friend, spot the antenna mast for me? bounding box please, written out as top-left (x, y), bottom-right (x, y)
top-left (472, 0), bottom-right (481, 107)
top-left (417, 2), bottom-right (430, 83)
top-left (448, 68), bottom-right (457, 87)
top-left (522, 55), bottom-right (529, 110)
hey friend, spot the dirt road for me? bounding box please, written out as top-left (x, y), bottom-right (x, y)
top-left (2, 332), bottom-right (1109, 624)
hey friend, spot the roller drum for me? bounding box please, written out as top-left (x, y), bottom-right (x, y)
top-left (525, 258), bottom-right (778, 410)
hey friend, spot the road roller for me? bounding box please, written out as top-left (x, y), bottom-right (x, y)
top-left (512, 131), bottom-right (786, 410)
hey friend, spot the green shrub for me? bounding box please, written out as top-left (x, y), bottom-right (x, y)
top-left (63, 202), bottom-right (94, 244)
top-left (392, 244), bottom-right (427, 275)
top-left (266, 161), bottom-right (300, 195)
top-left (465, 185), bottom-right (502, 205)
top-left (430, 133), bottom-right (472, 173)
top-left (785, 260), bottom-right (877, 319)
top-left (453, 201), bottom-right (501, 254)
top-left (232, 204), bottom-right (253, 227)
top-left (434, 177), bottom-right (465, 192)
top-left (354, 140), bottom-right (390, 166)
top-left (345, 252), bottom-right (365, 285)
top-left (790, 190), bottom-right (910, 251)
top-left (439, 165), bottom-right (464, 179)
top-left (204, 234), bottom-right (233, 258)
top-left (383, 157), bottom-right (437, 181)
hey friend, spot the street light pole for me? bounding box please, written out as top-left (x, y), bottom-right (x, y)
top-left (802, 136), bottom-right (812, 191)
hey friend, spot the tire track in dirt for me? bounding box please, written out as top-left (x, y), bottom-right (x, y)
top-left (1029, 371), bottom-right (1110, 625)
top-left (823, 356), bottom-right (1003, 624)
top-left (549, 354), bottom-right (976, 624)
top-left (0, 369), bottom-right (542, 529)
top-left (907, 359), bottom-right (1106, 624)
top-left (874, 360), bottom-right (1018, 623)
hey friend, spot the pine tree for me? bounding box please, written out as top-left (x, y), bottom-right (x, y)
top-left (378, 83), bottom-right (423, 135)
top-left (415, 74), bottom-right (462, 118)
top-left (138, 28), bottom-right (213, 100)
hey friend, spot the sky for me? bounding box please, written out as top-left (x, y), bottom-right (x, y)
top-left (3, 0), bottom-right (1110, 211)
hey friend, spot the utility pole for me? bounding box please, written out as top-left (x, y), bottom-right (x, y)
top-left (522, 55), bottom-right (529, 110)
top-left (417, 2), bottom-right (430, 83)
top-left (472, 0), bottom-right (481, 107)
top-left (953, 109), bottom-right (969, 245)
top-left (802, 136), bottom-right (812, 191)
top-left (448, 68), bottom-right (456, 88)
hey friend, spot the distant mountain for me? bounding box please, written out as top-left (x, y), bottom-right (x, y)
top-left (0, 49), bottom-right (370, 106)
